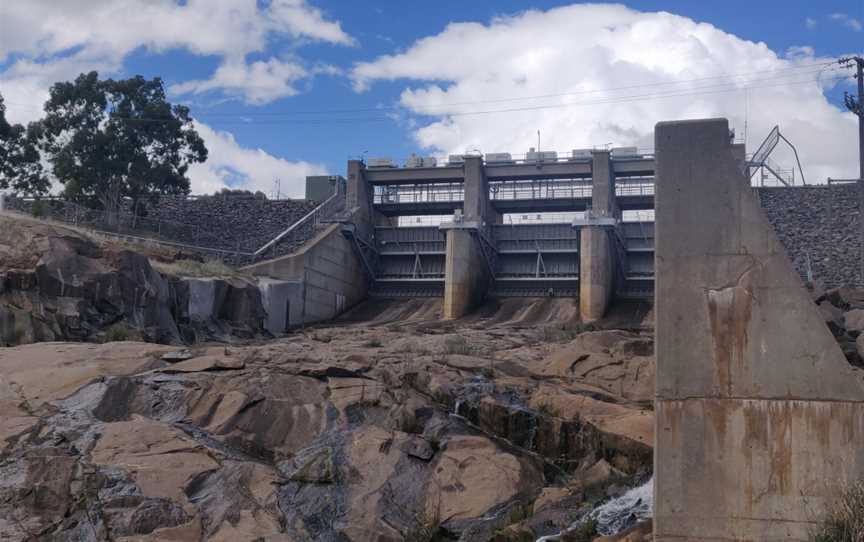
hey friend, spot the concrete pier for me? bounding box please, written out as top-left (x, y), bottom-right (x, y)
top-left (346, 159), bottom-right (382, 238)
top-left (442, 156), bottom-right (493, 319)
top-left (579, 151), bottom-right (618, 321)
top-left (442, 225), bottom-right (489, 319)
top-left (579, 227), bottom-right (613, 321)
top-left (654, 118), bottom-right (864, 540)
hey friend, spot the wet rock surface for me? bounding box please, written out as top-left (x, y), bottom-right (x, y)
top-left (0, 298), bottom-right (654, 541)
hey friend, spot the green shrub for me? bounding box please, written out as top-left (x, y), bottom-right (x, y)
top-left (104, 323), bottom-right (131, 342)
top-left (30, 199), bottom-right (45, 218)
top-left (810, 482), bottom-right (864, 542)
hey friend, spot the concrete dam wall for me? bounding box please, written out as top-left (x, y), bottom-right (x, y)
top-left (654, 118), bottom-right (864, 540)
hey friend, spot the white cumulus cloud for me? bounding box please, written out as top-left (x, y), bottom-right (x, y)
top-left (351, 4), bottom-right (860, 182)
top-left (188, 123), bottom-right (327, 196)
top-left (170, 57), bottom-right (311, 105)
top-left (0, 0), bottom-right (343, 194)
top-left (0, 0), bottom-right (354, 105)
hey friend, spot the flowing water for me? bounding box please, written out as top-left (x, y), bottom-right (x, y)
top-left (536, 477), bottom-right (653, 541)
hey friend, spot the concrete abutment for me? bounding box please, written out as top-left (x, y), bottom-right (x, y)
top-left (654, 118), bottom-right (864, 540)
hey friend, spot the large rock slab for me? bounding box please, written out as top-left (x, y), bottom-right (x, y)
top-left (90, 417), bottom-right (219, 510)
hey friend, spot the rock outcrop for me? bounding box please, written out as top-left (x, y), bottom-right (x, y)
top-left (0, 215), bottom-right (270, 346)
top-left (0, 299), bottom-right (654, 541)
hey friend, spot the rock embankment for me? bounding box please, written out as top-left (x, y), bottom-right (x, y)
top-left (758, 185), bottom-right (863, 287)
top-left (5, 194), bottom-right (320, 257)
top-left (0, 302), bottom-right (655, 541)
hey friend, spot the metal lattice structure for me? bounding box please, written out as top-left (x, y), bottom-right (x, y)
top-left (747, 126), bottom-right (807, 186)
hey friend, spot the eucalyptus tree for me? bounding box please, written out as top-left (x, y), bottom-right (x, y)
top-left (35, 71), bottom-right (207, 223)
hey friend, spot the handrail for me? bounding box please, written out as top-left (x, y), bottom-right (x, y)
top-left (4, 193), bottom-right (340, 262)
top-left (254, 190), bottom-right (342, 256)
top-left (0, 208), bottom-right (256, 259)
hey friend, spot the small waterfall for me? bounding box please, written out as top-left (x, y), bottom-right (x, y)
top-left (590, 477), bottom-right (653, 535)
top-left (536, 477), bottom-right (653, 541)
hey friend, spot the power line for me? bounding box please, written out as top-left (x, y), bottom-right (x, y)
top-left (197, 61), bottom-right (849, 117)
top-left (3, 60), bottom-right (847, 119)
top-left (1, 71), bottom-right (852, 126)
top-left (196, 73), bottom-right (854, 125)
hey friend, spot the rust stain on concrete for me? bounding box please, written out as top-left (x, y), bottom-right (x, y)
top-left (706, 264), bottom-right (757, 397)
top-left (767, 402), bottom-right (793, 495)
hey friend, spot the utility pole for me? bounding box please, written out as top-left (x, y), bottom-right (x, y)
top-left (840, 56), bottom-right (864, 180)
top-left (843, 56), bottom-right (864, 284)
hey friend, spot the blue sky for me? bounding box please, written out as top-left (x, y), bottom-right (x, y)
top-left (1, 1), bottom-right (862, 195)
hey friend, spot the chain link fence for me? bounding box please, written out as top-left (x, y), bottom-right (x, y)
top-left (3, 191), bottom-right (346, 266)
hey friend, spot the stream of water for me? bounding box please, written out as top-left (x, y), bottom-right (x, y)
top-left (536, 477), bottom-right (653, 541)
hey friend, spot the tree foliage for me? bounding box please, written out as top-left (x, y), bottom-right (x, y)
top-left (35, 71), bottom-right (207, 218)
top-left (0, 93), bottom-right (47, 195)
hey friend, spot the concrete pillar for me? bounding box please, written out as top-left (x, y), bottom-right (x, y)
top-left (462, 155), bottom-right (500, 223)
top-left (346, 160), bottom-right (367, 216)
top-left (589, 150), bottom-right (618, 217)
top-left (443, 227), bottom-right (488, 319)
top-left (579, 150), bottom-right (618, 321)
top-left (346, 160), bottom-right (379, 238)
top-left (579, 228), bottom-right (612, 321)
top-left (441, 156), bottom-right (494, 319)
top-left (654, 118), bottom-right (864, 540)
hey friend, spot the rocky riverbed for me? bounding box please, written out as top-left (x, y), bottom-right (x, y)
top-left (0, 296), bottom-right (654, 541)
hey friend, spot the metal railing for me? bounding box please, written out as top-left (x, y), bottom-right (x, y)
top-left (374, 183), bottom-right (464, 205)
top-left (5, 189), bottom-right (346, 265)
top-left (616, 177), bottom-right (655, 196)
top-left (490, 179), bottom-right (593, 201)
top-left (504, 212), bottom-right (582, 224)
top-left (372, 148), bottom-right (656, 168)
top-left (254, 188), bottom-right (344, 258)
top-left (3, 198), bottom-right (257, 262)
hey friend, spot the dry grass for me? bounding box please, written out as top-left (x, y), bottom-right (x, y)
top-left (811, 482), bottom-right (864, 542)
top-left (150, 258), bottom-right (246, 278)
